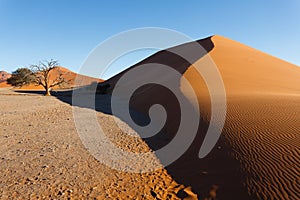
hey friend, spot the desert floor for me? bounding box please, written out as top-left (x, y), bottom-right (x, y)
top-left (0, 88), bottom-right (199, 200)
top-left (1, 88), bottom-right (299, 200)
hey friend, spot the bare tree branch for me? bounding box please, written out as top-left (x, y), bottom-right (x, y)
top-left (7, 60), bottom-right (72, 96)
top-left (30, 59), bottom-right (71, 95)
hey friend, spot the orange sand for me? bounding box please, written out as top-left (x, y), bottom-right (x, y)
top-left (104, 35), bottom-right (300, 199)
top-left (10, 67), bottom-right (102, 90)
top-left (1, 35), bottom-right (299, 199)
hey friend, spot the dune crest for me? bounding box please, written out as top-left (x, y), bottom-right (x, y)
top-left (210, 35), bottom-right (300, 95)
top-left (102, 35), bottom-right (300, 199)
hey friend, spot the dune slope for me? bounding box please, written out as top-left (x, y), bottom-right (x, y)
top-left (103, 35), bottom-right (300, 199)
top-left (207, 36), bottom-right (300, 199)
top-left (0, 71), bottom-right (11, 88)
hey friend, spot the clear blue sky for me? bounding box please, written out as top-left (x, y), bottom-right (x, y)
top-left (0, 0), bottom-right (299, 79)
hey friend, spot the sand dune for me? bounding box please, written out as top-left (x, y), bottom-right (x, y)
top-left (0, 71), bottom-right (11, 82)
top-left (203, 36), bottom-right (300, 199)
top-left (224, 95), bottom-right (300, 199)
top-left (1, 35), bottom-right (299, 199)
top-left (209, 35), bottom-right (300, 95)
top-left (7, 67), bottom-right (102, 90)
top-left (0, 71), bottom-right (11, 88)
top-left (0, 81), bottom-right (10, 88)
top-left (103, 35), bottom-right (300, 199)
top-left (1, 67), bottom-right (101, 89)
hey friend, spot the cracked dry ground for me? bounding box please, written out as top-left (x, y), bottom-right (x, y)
top-left (0, 90), bottom-right (198, 200)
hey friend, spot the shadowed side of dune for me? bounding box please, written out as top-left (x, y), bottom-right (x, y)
top-left (52, 36), bottom-right (253, 199)
top-left (52, 35), bottom-right (300, 199)
top-left (91, 36), bottom-right (252, 199)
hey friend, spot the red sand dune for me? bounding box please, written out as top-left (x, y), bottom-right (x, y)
top-left (13, 67), bottom-right (102, 90)
top-left (0, 71), bottom-right (11, 82)
top-left (103, 35), bottom-right (300, 199)
top-left (0, 71), bottom-right (11, 88)
top-left (0, 81), bottom-right (10, 88)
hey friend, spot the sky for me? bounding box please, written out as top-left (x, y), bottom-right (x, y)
top-left (0, 0), bottom-right (299, 79)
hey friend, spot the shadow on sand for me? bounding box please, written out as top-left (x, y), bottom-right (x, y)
top-left (16, 37), bottom-right (252, 199)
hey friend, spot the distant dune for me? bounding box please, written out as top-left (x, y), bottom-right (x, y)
top-left (0, 71), bottom-right (11, 82)
top-left (9, 67), bottom-right (102, 90)
top-left (0, 71), bottom-right (11, 87)
top-left (102, 35), bottom-right (300, 199)
top-left (0, 81), bottom-right (10, 88)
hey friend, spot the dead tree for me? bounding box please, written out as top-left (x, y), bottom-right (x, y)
top-left (31, 60), bottom-right (70, 96)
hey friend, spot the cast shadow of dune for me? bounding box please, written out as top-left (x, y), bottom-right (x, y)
top-left (17, 37), bottom-right (252, 199)
top-left (97, 36), bottom-right (251, 199)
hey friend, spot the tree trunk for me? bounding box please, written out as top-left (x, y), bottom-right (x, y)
top-left (45, 86), bottom-right (51, 96)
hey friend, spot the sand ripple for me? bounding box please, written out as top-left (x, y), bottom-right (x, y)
top-left (224, 95), bottom-right (300, 200)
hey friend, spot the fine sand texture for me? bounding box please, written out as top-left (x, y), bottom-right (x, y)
top-left (223, 95), bottom-right (300, 200)
top-left (206, 36), bottom-right (300, 199)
